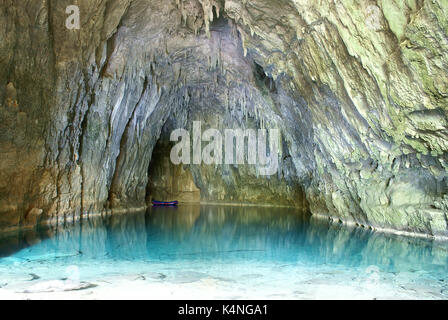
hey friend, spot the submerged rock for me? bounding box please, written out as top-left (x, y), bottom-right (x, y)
top-left (23, 280), bottom-right (97, 293)
top-left (173, 271), bottom-right (214, 284)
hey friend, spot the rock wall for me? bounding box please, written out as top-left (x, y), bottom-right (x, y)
top-left (0, 0), bottom-right (447, 237)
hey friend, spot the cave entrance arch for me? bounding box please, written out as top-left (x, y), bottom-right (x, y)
top-left (146, 137), bottom-right (201, 204)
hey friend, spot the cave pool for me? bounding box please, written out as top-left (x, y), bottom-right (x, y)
top-left (0, 205), bottom-right (447, 300)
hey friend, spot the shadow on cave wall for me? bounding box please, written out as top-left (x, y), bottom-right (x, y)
top-left (146, 137), bottom-right (201, 204)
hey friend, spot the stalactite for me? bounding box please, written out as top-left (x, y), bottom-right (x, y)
top-left (278, 129), bottom-right (283, 159)
top-left (225, 88), bottom-right (229, 113)
top-left (173, 63), bottom-right (181, 82)
top-left (236, 26), bottom-right (248, 57)
top-left (197, 0), bottom-right (222, 38)
top-left (199, 0), bottom-right (211, 38)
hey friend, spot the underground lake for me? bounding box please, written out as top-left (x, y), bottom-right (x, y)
top-left (0, 205), bottom-right (447, 299)
top-left (1, 0), bottom-right (448, 301)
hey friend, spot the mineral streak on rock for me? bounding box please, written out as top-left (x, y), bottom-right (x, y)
top-left (5, 82), bottom-right (18, 109)
top-left (0, 0), bottom-right (447, 237)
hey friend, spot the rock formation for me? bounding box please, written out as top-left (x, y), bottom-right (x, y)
top-left (0, 0), bottom-right (447, 237)
top-left (5, 82), bottom-right (18, 110)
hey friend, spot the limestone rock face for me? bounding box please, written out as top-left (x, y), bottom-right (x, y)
top-left (0, 0), bottom-right (447, 236)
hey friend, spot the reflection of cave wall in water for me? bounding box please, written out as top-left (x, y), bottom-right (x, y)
top-left (4, 207), bottom-right (446, 271)
top-left (147, 140), bottom-right (200, 203)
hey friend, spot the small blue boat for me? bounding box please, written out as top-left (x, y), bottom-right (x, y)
top-left (152, 200), bottom-right (179, 206)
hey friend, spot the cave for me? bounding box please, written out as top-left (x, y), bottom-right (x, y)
top-left (0, 0), bottom-right (448, 300)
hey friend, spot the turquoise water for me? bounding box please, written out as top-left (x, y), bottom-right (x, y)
top-left (0, 205), bottom-right (447, 299)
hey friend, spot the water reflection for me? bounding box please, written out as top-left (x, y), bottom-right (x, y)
top-left (0, 205), bottom-right (447, 278)
top-left (146, 205), bottom-right (312, 262)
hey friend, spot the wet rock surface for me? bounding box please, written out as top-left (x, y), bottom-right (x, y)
top-left (0, 0), bottom-right (447, 236)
